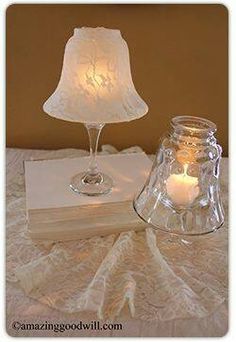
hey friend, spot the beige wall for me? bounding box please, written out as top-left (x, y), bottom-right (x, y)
top-left (6, 4), bottom-right (228, 155)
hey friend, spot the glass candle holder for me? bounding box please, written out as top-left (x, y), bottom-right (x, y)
top-left (134, 116), bottom-right (224, 236)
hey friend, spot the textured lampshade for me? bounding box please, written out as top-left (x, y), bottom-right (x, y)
top-left (43, 27), bottom-right (148, 123)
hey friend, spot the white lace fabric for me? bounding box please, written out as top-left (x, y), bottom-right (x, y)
top-left (6, 146), bottom-right (228, 324)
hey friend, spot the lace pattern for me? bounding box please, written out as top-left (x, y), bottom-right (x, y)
top-left (43, 28), bottom-right (148, 124)
top-left (6, 146), bottom-right (228, 322)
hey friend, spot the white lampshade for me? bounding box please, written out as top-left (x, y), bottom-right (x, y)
top-left (43, 27), bottom-right (148, 123)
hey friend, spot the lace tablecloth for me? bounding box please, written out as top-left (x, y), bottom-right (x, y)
top-left (6, 146), bottom-right (228, 337)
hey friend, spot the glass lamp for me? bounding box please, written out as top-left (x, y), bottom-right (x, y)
top-left (43, 27), bottom-right (148, 196)
top-left (134, 116), bottom-right (224, 236)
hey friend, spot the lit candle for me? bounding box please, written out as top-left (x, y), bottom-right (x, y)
top-left (166, 165), bottom-right (199, 206)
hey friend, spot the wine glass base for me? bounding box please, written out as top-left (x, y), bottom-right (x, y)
top-left (70, 172), bottom-right (113, 196)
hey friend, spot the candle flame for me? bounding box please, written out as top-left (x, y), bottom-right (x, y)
top-left (183, 164), bottom-right (188, 176)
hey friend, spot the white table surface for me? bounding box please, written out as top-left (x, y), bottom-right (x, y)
top-left (6, 147), bottom-right (228, 337)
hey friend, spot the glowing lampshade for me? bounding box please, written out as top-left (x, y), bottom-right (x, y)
top-left (43, 27), bottom-right (148, 123)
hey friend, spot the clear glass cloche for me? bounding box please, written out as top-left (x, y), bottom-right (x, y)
top-left (134, 116), bottom-right (224, 235)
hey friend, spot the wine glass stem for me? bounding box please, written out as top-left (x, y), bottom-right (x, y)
top-left (85, 123), bottom-right (104, 177)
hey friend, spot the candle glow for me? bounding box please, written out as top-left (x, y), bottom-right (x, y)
top-left (166, 164), bottom-right (199, 206)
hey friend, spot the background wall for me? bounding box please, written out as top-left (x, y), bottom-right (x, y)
top-left (6, 4), bottom-right (228, 155)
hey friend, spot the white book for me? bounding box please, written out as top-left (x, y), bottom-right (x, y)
top-left (25, 152), bottom-right (152, 241)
